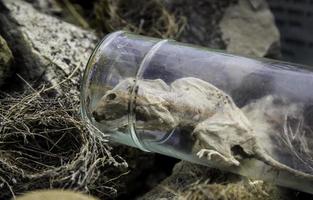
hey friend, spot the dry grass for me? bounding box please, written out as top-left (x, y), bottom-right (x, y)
top-left (0, 85), bottom-right (128, 199)
top-left (92, 0), bottom-right (186, 38)
top-left (57, 0), bottom-right (186, 39)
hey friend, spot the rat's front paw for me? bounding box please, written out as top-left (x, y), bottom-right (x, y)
top-left (197, 149), bottom-right (240, 167)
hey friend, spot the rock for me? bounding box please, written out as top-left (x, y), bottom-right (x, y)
top-left (165, 0), bottom-right (237, 49)
top-left (0, 35), bottom-right (13, 87)
top-left (165, 0), bottom-right (280, 58)
top-left (25, 0), bottom-right (62, 15)
top-left (0, 0), bottom-right (98, 94)
top-left (220, 0), bottom-right (280, 57)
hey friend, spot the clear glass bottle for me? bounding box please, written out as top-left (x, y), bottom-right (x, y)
top-left (80, 31), bottom-right (313, 194)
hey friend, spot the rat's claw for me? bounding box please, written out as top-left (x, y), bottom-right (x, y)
top-left (196, 149), bottom-right (205, 158)
top-left (196, 149), bottom-right (240, 166)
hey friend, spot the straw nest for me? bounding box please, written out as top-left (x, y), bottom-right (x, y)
top-left (0, 85), bottom-right (128, 199)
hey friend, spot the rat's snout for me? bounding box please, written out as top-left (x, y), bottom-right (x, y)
top-left (92, 110), bottom-right (105, 122)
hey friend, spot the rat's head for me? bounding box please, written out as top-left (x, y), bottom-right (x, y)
top-left (92, 90), bottom-right (130, 122)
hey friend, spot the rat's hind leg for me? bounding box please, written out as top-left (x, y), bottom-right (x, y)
top-left (196, 148), bottom-right (240, 166)
top-left (192, 121), bottom-right (241, 167)
top-left (192, 110), bottom-right (256, 167)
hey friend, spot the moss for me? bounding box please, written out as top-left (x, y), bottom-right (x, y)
top-left (178, 181), bottom-right (284, 200)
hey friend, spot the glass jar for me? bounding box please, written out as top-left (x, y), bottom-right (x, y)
top-left (80, 31), bottom-right (313, 194)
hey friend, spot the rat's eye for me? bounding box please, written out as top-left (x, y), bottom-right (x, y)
top-left (106, 93), bottom-right (117, 100)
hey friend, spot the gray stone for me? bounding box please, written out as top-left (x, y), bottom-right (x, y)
top-left (165, 0), bottom-right (280, 58)
top-left (220, 0), bottom-right (280, 57)
top-left (0, 0), bottom-right (98, 94)
top-left (164, 0), bottom-right (237, 49)
top-left (0, 35), bottom-right (13, 87)
top-left (25, 0), bottom-right (62, 15)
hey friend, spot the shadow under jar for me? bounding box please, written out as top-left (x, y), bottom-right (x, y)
top-left (81, 31), bottom-right (313, 194)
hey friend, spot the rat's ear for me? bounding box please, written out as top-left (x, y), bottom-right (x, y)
top-left (106, 93), bottom-right (117, 100)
